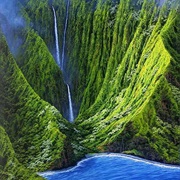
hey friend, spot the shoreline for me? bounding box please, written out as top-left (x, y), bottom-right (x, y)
top-left (39, 153), bottom-right (180, 177)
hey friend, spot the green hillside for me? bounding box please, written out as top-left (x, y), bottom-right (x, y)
top-left (0, 0), bottom-right (179, 178)
top-left (0, 31), bottom-right (75, 176)
top-left (16, 30), bottom-right (68, 116)
top-left (74, 0), bottom-right (180, 164)
top-left (0, 126), bottom-right (43, 179)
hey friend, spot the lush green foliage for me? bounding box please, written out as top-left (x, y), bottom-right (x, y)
top-left (69, 0), bottom-right (180, 164)
top-left (0, 126), bottom-right (43, 180)
top-left (0, 0), bottom-right (180, 178)
top-left (16, 30), bottom-right (68, 116)
top-left (66, 0), bottom-right (119, 111)
top-left (0, 31), bottom-right (74, 174)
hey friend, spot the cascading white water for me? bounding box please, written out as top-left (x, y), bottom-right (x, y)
top-left (61, 0), bottom-right (70, 71)
top-left (67, 84), bottom-right (74, 122)
top-left (63, 0), bottom-right (74, 122)
top-left (52, 2), bottom-right (74, 122)
top-left (52, 6), bottom-right (61, 67)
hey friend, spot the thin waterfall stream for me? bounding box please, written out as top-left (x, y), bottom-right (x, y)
top-left (61, 0), bottom-right (70, 71)
top-left (52, 6), bottom-right (60, 67)
top-left (67, 84), bottom-right (74, 122)
top-left (52, 0), bottom-right (74, 122)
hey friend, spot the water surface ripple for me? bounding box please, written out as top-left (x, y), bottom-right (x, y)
top-left (39, 153), bottom-right (180, 180)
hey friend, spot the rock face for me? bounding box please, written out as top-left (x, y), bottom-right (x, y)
top-left (0, 29), bottom-right (75, 174)
top-left (0, 126), bottom-right (43, 179)
top-left (66, 0), bottom-right (180, 164)
top-left (16, 30), bottom-right (68, 117)
top-left (0, 0), bottom-right (180, 178)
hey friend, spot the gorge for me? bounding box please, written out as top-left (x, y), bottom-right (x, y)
top-left (0, 0), bottom-right (180, 179)
top-left (52, 2), bottom-right (74, 122)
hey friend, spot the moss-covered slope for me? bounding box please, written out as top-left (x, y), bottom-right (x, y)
top-left (0, 0), bottom-right (69, 118)
top-left (0, 126), bottom-right (43, 180)
top-left (0, 31), bottom-right (74, 172)
top-left (66, 0), bottom-right (119, 112)
top-left (21, 0), bottom-right (66, 57)
top-left (16, 30), bottom-right (68, 116)
top-left (73, 0), bottom-right (180, 164)
top-left (0, 2), bottom-right (180, 180)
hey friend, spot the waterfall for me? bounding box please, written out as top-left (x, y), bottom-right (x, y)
top-left (52, 6), bottom-right (61, 67)
top-left (63, 0), bottom-right (74, 122)
top-left (67, 84), bottom-right (74, 122)
top-left (61, 0), bottom-right (70, 71)
top-left (52, 2), bottom-right (74, 122)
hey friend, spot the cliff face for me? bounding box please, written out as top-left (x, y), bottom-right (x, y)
top-left (16, 30), bottom-right (68, 117)
top-left (0, 0), bottom-right (180, 178)
top-left (73, 1), bottom-right (180, 163)
top-left (66, 0), bottom-right (180, 164)
top-left (0, 30), bottom-right (75, 175)
top-left (0, 126), bottom-right (43, 179)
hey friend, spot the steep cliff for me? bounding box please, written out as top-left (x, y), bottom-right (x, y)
top-left (0, 126), bottom-right (43, 179)
top-left (0, 0), bottom-right (179, 178)
top-left (74, 0), bottom-right (180, 164)
top-left (0, 31), bottom-right (75, 174)
top-left (16, 30), bottom-right (68, 117)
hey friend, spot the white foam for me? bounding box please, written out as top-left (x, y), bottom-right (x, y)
top-left (38, 171), bottom-right (55, 176)
top-left (90, 153), bottom-right (180, 170)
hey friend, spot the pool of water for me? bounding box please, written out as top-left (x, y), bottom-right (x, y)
top-left (39, 153), bottom-right (180, 180)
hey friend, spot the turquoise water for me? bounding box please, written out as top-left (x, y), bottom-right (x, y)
top-left (39, 154), bottom-right (180, 180)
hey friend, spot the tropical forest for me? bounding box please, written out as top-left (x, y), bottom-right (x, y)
top-left (0, 0), bottom-right (180, 179)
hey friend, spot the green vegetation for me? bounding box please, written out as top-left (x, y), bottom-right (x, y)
top-left (0, 0), bottom-right (180, 178)
top-left (0, 30), bottom-right (75, 176)
top-left (16, 30), bottom-right (68, 115)
top-left (70, 0), bottom-right (180, 164)
top-left (0, 126), bottom-right (43, 180)
top-left (66, 0), bottom-right (118, 110)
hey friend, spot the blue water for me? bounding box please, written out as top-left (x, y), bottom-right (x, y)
top-left (39, 154), bottom-right (180, 180)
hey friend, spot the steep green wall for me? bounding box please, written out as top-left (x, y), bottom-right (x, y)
top-left (23, 0), bottom-right (58, 51)
top-left (0, 2), bottom-right (180, 179)
top-left (16, 30), bottom-right (68, 116)
top-left (11, 0), bottom-right (70, 118)
top-left (21, 0), bottom-right (67, 58)
top-left (66, 0), bottom-right (119, 112)
top-left (73, 0), bottom-right (180, 164)
top-left (0, 126), bottom-right (43, 180)
top-left (0, 31), bottom-right (74, 172)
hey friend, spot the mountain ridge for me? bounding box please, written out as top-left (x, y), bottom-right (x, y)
top-left (0, 0), bottom-right (179, 178)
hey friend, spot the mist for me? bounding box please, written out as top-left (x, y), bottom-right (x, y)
top-left (159, 0), bottom-right (166, 6)
top-left (0, 0), bottom-right (26, 56)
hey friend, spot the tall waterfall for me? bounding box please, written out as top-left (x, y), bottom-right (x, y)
top-left (61, 0), bottom-right (70, 71)
top-left (52, 6), bottom-right (61, 67)
top-left (67, 84), bottom-right (74, 122)
top-left (52, 2), bottom-right (74, 122)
